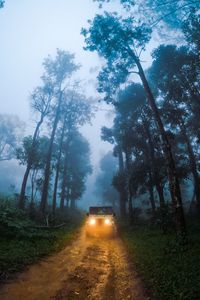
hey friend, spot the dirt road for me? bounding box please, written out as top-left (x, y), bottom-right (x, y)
top-left (0, 227), bottom-right (148, 300)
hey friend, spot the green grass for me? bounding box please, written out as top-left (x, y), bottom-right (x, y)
top-left (120, 222), bottom-right (200, 300)
top-left (0, 225), bottom-right (79, 282)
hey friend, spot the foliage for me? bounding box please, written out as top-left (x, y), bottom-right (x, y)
top-left (121, 223), bottom-right (200, 300)
top-left (0, 197), bottom-right (83, 282)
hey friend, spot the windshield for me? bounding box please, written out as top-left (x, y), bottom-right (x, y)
top-left (89, 206), bottom-right (113, 215)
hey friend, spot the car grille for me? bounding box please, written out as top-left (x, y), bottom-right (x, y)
top-left (96, 218), bottom-right (104, 225)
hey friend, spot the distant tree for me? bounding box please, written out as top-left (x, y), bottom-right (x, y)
top-left (40, 49), bottom-right (79, 214)
top-left (0, 114), bottom-right (24, 162)
top-left (16, 136), bottom-right (49, 206)
top-left (95, 152), bottom-right (118, 210)
top-left (53, 88), bottom-right (92, 211)
top-left (101, 126), bottom-right (127, 217)
top-left (59, 130), bottom-right (92, 209)
top-left (18, 84), bottom-right (53, 209)
top-left (0, 1), bottom-right (4, 9)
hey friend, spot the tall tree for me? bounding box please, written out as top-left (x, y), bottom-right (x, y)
top-left (148, 44), bottom-right (200, 211)
top-left (40, 50), bottom-right (79, 214)
top-left (59, 89), bottom-right (92, 210)
top-left (82, 13), bottom-right (186, 235)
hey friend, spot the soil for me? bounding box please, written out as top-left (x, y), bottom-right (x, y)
top-left (0, 227), bottom-right (149, 300)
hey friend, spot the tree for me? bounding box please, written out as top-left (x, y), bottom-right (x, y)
top-left (59, 130), bottom-right (92, 209)
top-left (0, 1), bottom-right (4, 9)
top-left (16, 136), bottom-right (49, 206)
top-left (82, 13), bottom-right (186, 235)
top-left (101, 126), bottom-right (128, 218)
top-left (95, 152), bottom-right (119, 210)
top-left (53, 88), bottom-right (92, 211)
top-left (18, 84), bottom-right (53, 209)
top-left (0, 114), bottom-right (24, 162)
top-left (148, 44), bottom-right (200, 211)
top-left (94, 0), bottom-right (200, 29)
top-left (40, 49), bottom-right (79, 214)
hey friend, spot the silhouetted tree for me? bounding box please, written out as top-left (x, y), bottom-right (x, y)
top-left (82, 13), bottom-right (186, 235)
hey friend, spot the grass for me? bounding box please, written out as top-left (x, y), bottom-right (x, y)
top-left (0, 225), bottom-right (80, 282)
top-left (120, 221), bottom-right (200, 300)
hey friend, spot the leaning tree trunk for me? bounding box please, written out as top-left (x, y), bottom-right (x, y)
top-left (40, 92), bottom-right (63, 214)
top-left (52, 119), bottom-right (66, 214)
top-left (132, 53), bottom-right (186, 235)
top-left (18, 118), bottom-right (43, 209)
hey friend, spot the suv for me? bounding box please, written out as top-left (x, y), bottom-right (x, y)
top-left (85, 206), bottom-right (116, 237)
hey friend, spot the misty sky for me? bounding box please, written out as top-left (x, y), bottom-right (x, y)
top-left (0, 0), bottom-right (157, 203)
top-left (0, 0), bottom-right (115, 165)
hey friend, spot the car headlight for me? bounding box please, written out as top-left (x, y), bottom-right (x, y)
top-left (89, 218), bottom-right (96, 225)
top-left (105, 218), bottom-right (111, 225)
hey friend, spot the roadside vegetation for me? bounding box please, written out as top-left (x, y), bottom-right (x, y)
top-left (120, 220), bottom-right (200, 300)
top-left (0, 196), bottom-right (84, 282)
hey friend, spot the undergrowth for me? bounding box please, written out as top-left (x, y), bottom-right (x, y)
top-left (0, 196), bottom-right (84, 282)
top-left (120, 221), bottom-right (200, 300)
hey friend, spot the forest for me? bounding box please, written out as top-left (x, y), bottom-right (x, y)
top-left (0, 1), bottom-right (200, 300)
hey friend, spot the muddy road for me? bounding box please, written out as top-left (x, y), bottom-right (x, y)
top-left (0, 227), bottom-right (148, 300)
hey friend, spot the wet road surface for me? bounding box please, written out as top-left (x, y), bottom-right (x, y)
top-left (0, 227), bottom-right (149, 300)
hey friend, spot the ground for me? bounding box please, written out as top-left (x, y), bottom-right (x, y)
top-left (0, 227), bottom-right (148, 300)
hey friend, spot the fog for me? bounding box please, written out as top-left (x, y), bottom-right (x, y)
top-left (0, 0), bottom-right (155, 206)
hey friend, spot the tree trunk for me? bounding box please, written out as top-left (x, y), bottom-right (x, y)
top-left (18, 165), bottom-right (31, 209)
top-left (40, 92), bottom-right (63, 214)
top-left (147, 170), bottom-right (156, 215)
top-left (125, 148), bottom-right (134, 223)
top-left (18, 118), bottom-right (43, 209)
top-left (118, 145), bottom-right (127, 218)
top-left (70, 199), bottom-right (75, 209)
top-left (52, 119), bottom-right (66, 214)
top-left (60, 136), bottom-right (70, 210)
top-left (142, 119), bottom-right (166, 228)
top-left (132, 53), bottom-right (186, 235)
top-left (180, 121), bottom-right (200, 211)
top-left (128, 192), bottom-right (134, 224)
